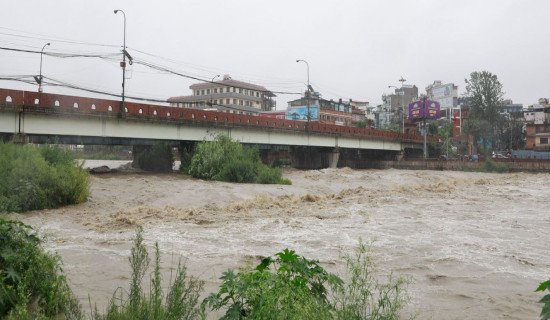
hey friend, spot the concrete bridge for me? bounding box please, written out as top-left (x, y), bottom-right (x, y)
top-left (0, 88), bottom-right (428, 169)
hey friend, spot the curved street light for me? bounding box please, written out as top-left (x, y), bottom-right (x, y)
top-left (114, 9), bottom-right (127, 112)
top-left (38, 42), bottom-right (50, 92)
top-left (210, 74), bottom-right (220, 107)
top-left (296, 59), bottom-right (310, 128)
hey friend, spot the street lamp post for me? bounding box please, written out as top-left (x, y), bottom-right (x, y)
top-left (296, 59), bottom-right (310, 129)
top-left (114, 9), bottom-right (127, 113)
top-left (38, 42), bottom-right (50, 92)
top-left (210, 75), bottom-right (220, 108)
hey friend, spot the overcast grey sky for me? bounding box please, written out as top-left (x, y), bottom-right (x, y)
top-left (1, 0), bottom-right (549, 109)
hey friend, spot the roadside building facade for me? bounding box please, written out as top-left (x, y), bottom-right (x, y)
top-left (167, 74), bottom-right (276, 115)
top-left (286, 95), bottom-right (353, 126)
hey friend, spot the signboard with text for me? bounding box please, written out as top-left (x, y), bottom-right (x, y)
top-left (408, 100), bottom-right (440, 120)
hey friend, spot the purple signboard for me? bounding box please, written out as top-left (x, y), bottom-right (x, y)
top-left (408, 100), bottom-right (440, 120)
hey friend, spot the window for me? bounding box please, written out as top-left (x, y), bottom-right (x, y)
top-left (201, 89), bottom-right (205, 95)
top-left (91, 104), bottom-right (96, 110)
top-left (214, 88), bottom-right (217, 94)
top-left (239, 100), bottom-right (243, 105)
top-left (214, 100), bottom-right (218, 104)
top-left (5, 96), bottom-right (12, 102)
top-left (206, 89), bottom-right (210, 95)
top-left (256, 92), bottom-right (260, 97)
top-left (55, 100), bottom-right (60, 107)
top-left (227, 87), bottom-right (231, 93)
top-left (541, 138), bottom-right (549, 145)
top-left (239, 88), bottom-right (242, 94)
top-left (108, 106), bottom-right (113, 111)
top-left (233, 99), bottom-right (237, 104)
top-left (232, 87), bottom-right (236, 93)
top-left (226, 98), bottom-right (230, 104)
top-left (73, 103), bottom-right (79, 109)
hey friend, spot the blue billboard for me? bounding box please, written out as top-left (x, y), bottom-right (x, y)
top-left (285, 106), bottom-right (319, 121)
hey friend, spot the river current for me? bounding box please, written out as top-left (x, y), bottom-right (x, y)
top-left (18, 162), bottom-right (549, 319)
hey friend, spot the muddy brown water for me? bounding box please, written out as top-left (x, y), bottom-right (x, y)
top-left (16, 162), bottom-right (550, 319)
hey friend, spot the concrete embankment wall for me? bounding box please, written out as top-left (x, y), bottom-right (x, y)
top-left (375, 159), bottom-right (550, 172)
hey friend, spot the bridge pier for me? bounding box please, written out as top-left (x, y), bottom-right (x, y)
top-left (132, 145), bottom-right (150, 169)
top-left (289, 147), bottom-right (340, 169)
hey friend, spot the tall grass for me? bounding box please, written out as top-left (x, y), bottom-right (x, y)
top-left (0, 142), bottom-right (90, 213)
top-left (91, 227), bottom-right (204, 320)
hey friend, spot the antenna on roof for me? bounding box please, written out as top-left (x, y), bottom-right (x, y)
top-left (399, 76), bottom-right (406, 86)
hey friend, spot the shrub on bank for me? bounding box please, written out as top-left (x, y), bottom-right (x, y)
top-left (483, 159), bottom-right (510, 173)
top-left (204, 241), bottom-right (412, 319)
top-left (0, 142), bottom-right (90, 213)
top-left (0, 219), bottom-right (82, 319)
top-left (188, 135), bottom-right (291, 184)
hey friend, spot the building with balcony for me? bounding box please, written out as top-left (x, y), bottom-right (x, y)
top-left (167, 74), bottom-right (276, 115)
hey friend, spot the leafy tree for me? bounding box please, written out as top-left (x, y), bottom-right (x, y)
top-left (463, 71), bottom-right (505, 148)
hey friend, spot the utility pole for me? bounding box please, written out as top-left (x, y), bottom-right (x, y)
top-left (296, 59), bottom-right (310, 131)
top-left (423, 96), bottom-right (427, 160)
top-left (114, 9), bottom-right (127, 114)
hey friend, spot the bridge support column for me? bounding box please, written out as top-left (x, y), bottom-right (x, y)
top-left (290, 147), bottom-right (338, 169)
top-left (132, 145), bottom-right (150, 168)
top-left (328, 148), bottom-right (340, 169)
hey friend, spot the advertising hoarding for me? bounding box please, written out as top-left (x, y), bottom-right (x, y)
top-left (408, 100), bottom-right (440, 120)
top-left (285, 106), bottom-right (319, 121)
top-left (431, 83), bottom-right (455, 109)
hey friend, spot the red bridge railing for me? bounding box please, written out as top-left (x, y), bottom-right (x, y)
top-left (0, 88), bottom-right (430, 142)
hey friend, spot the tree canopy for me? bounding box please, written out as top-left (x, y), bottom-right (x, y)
top-left (463, 71), bottom-right (505, 147)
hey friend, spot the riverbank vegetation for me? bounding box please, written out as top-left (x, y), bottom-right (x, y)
top-left (186, 135), bottom-right (291, 185)
top-left (1, 224), bottom-right (414, 319)
top-left (0, 142), bottom-right (90, 213)
top-left (0, 219), bottom-right (82, 319)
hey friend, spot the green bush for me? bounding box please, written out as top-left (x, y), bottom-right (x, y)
top-left (0, 142), bottom-right (90, 213)
top-left (537, 280), bottom-right (550, 320)
top-left (483, 159), bottom-right (510, 173)
top-left (188, 135), bottom-right (291, 185)
top-left (204, 248), bottom-right (340, 319)
top-left (204, 243), bottom-right (412, 320)
top-left (0, 218), bottom-right (82, 319)
top-left (137, 142), bottom-right (174, 173)
top-left (92, 227), bottom-right (204, 320)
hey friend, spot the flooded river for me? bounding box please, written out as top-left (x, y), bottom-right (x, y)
top-left (17, 162), bottom-right (550, 319)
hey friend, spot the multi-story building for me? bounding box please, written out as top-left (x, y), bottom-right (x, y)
top-left (286, 94), bottom-right (353, 126)
top-left (524, 102), bottom-right (550, 150)
top-left (167, 74), bottom-right (276, 115)
top-left (381, 85), bottom-right (418, 130)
